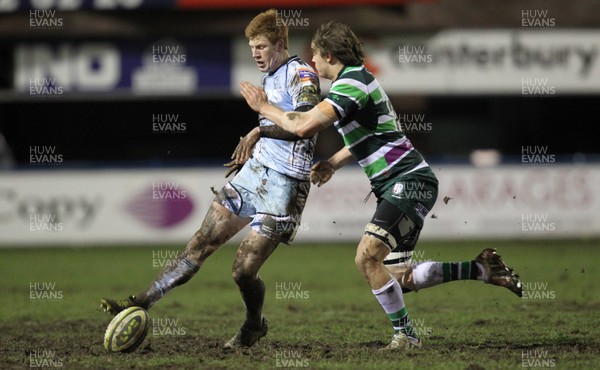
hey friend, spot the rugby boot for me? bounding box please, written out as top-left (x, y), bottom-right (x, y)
top-left (476, 248), bottom-right (523, 297)
top-left (382, 331), bottom-right (421, 350)
top-left (100, 295), bottom-right (143, 316)
top-left (223, 317), bottom-right (269, 349)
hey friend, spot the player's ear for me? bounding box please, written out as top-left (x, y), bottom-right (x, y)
top-left (276, 39), bottom-right (284, 52)
top-left (326, 52), bottom-right (334, 64)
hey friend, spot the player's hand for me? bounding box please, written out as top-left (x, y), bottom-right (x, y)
top-left (223, 127), bottom-right (260, 178)
top-left (223, 162), bottom-right (241, 178)
top-left (310, 160), bottom-right (335, 187)
top-left (240, 81), bottom-right (267, 113)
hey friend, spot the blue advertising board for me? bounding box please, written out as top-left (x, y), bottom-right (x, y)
top-left (13, 38), bottom-right (231, 96)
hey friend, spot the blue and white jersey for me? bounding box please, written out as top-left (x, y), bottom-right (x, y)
top-left (252, 56), bottom-right (320, 180)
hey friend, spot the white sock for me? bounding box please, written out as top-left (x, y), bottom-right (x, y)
top-left (373, 277), bottom-right (411, 333)
top-left (372, 277), bottom-right (405, 314)
top-left (412, 261), bottom-right (444, 291)
top-left (412, 261), bottom-right (488, 291)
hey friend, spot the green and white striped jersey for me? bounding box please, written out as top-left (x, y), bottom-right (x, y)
top-left (325, 65), bottom-right (432, 189)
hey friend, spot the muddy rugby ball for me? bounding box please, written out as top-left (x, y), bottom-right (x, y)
top-left (104, 306), bottom-right (149, 353)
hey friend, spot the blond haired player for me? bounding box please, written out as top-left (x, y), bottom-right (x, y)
top-left (101, 9), bottom-right (320, 349)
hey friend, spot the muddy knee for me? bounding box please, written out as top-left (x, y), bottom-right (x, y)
top-left (231, 256), bottom-right (261, 287)
top-left (232, 247), bottom-right (254, 286)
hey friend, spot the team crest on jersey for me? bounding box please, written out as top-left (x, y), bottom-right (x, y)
top-left (392, 182), bottom-right (404, 195)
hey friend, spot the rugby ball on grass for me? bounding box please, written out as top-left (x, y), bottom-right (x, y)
top-left (104, 306), bottom-right (149, 353)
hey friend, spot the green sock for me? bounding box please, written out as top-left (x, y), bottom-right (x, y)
top-left (441, 261), bottom-right (480, 282)
top-left (388, 307), bottom-right (415, 335)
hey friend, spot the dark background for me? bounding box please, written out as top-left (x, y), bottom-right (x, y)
top-left (1, 95), bottom-right (597, 167)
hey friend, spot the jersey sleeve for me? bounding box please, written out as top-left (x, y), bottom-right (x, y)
top-left (325, 77), bottom-right (369, 120)
top-left (290, 66), bottom-right (320, 111)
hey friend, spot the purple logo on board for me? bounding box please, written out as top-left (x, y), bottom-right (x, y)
top-left (125, 181), bottom-right (194, 228)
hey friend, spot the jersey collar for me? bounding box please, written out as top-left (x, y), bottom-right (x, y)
top-left (268, 55), bottom-right (298, 76)
top-left (335, 65), bottom-right (363, 80)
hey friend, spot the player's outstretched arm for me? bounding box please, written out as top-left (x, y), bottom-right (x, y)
top-left (328, 146), bottom-right (354, 170)
top-left (240, 81), bottom-right (335, 137)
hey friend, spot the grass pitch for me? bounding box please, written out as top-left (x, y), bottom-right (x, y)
top-left (1, 239), bottom-right (598, 369)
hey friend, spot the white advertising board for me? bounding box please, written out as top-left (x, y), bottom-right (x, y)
top-left (232, 30), bottom-right (600, 95)
top-left (0, 164), bottom-right (597, 247)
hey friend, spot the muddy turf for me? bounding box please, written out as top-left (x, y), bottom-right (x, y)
top-left (1, 240), bottom-right (598, 369)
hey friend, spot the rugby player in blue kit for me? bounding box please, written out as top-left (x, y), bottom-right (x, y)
top-left (101, 9), bottom-right (320, 349)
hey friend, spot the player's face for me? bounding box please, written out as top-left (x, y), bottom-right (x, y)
top-left (249, 36), bottom-right (284, 73)
top-left (311, 43), bottom-right (332, 80)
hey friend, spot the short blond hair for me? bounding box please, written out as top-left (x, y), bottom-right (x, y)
top-left (245, 9), bottom-right (289, 49)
